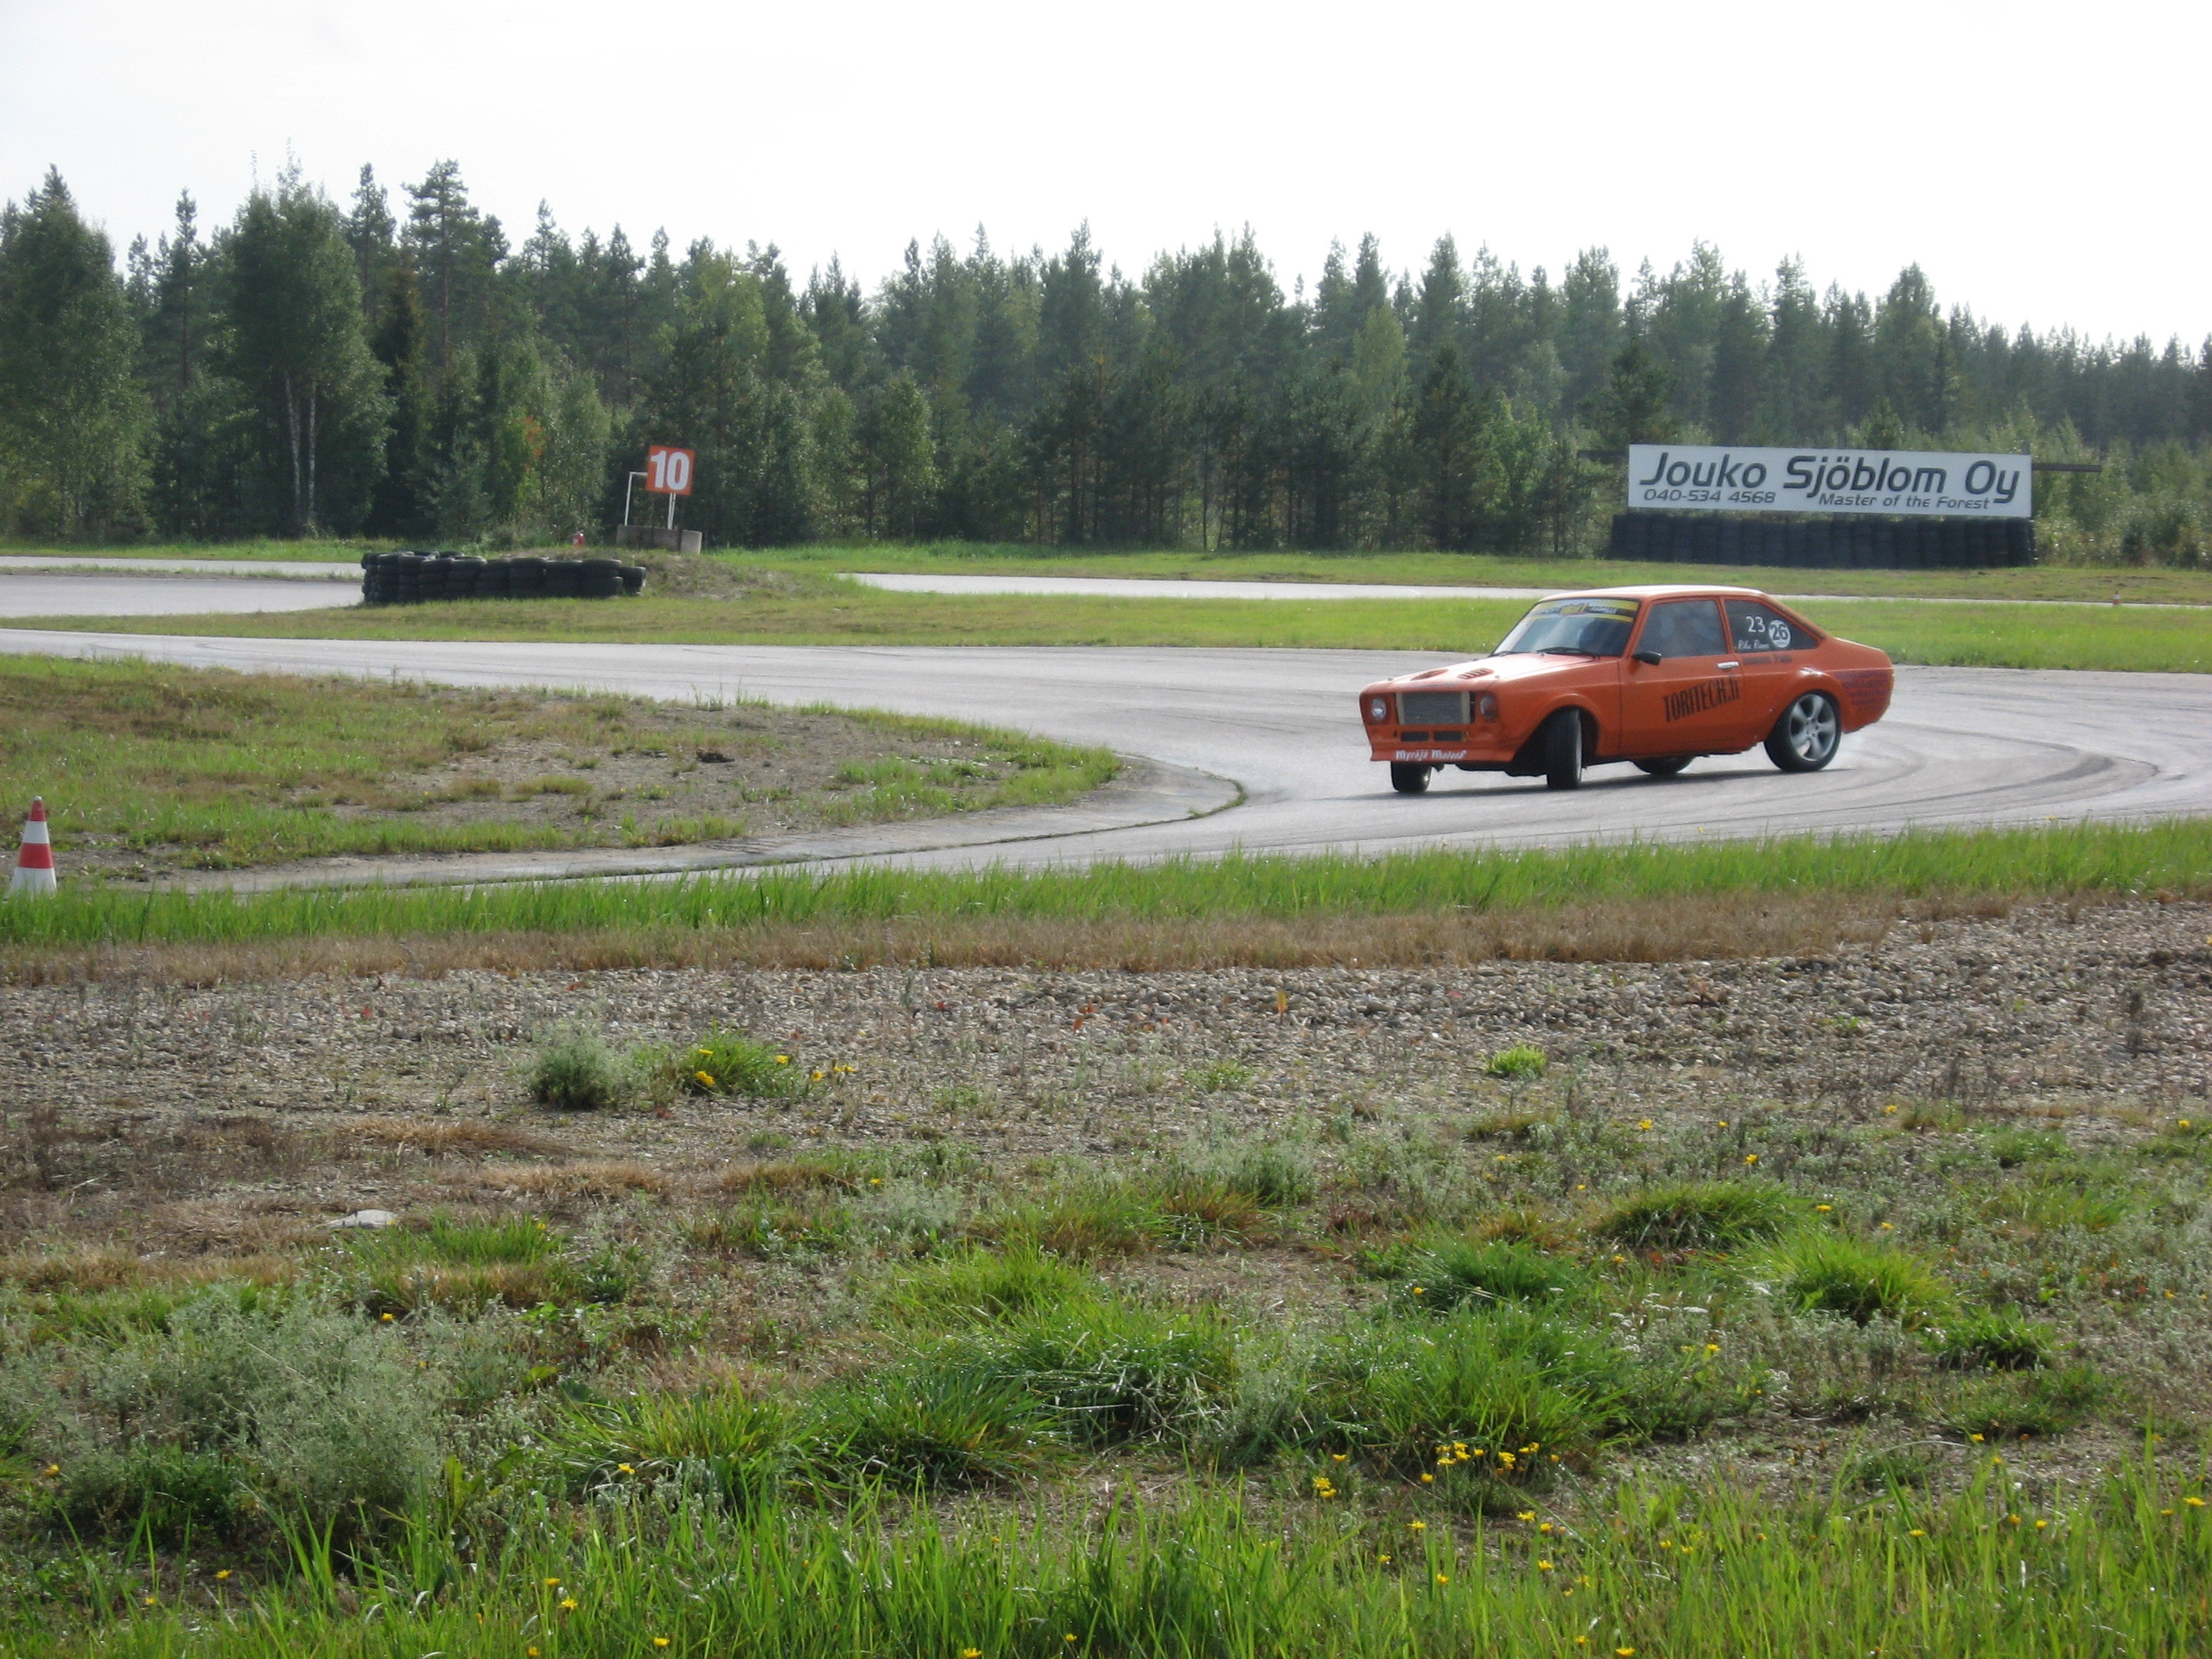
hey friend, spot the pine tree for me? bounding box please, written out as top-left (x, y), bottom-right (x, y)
top-left (1411, 345), bottom-right (1479, 550)
top-left (0, 169), bottom-right (148, 534)
top-left (1586, 336), bottom-right (1677, 449)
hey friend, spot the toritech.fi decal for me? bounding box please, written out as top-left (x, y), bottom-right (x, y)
top-left (1662, 676), bottom-right (1743, 723)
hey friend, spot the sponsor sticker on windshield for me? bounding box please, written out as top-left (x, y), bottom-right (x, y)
top-left (1534, 599), bottom-right (1638, 619)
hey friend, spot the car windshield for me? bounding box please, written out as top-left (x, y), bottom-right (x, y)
top-left (1492, 597), bottom-right (1639, 658)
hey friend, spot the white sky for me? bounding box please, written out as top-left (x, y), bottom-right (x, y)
top-left (3, 0), bottom-right (2204, 346)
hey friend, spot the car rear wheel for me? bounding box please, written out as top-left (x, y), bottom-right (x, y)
top-left (1390, 762), bottom-right (1432, 794)
top-left (1541, 710), bottom-right (1584, 791)
top-left (1765, 690), bottom-right (1841, 772)
top-left (1634, 756), bottom-right (1693, 778)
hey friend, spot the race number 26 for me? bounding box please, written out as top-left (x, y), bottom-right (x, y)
top-left (646, 445), bottom-right (695, 495)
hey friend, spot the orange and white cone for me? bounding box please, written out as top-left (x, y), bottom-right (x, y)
top-left (9, 798), bottom-right (56, 896)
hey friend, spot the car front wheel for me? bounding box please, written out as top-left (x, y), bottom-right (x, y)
top-left (1542, 710), bottom-right (1584, 790)
top-left (1765, 690), bottom-right (1841, 771)
top-left (1390, 762), bottom-right (1432, 794)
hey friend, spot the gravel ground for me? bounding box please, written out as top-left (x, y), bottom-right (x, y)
top-left (1, 897), bottom-right (2203, 1243)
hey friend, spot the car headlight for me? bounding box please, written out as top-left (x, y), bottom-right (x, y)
top-left (1477, 693), bottom-right (1499, 720)
top-left (1367, 697), bottom-right (1388, 723)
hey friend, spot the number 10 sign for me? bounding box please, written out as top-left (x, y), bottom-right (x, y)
top-left (645, 445), bottom-right (695, 496)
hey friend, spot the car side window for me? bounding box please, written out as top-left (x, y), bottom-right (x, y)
top-left (1724, 600), bottom-right (1816, 653)
top-left (1639, 599), bottom-right (1727, 658)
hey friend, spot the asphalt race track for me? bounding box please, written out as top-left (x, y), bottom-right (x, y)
top-left (1, 628), bottom-right (2204, 870)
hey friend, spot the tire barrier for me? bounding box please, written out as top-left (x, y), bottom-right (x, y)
top-left (361, 551), bottom-right (650, 606)
top-left (1605, 513), bottom-right (2035, 569)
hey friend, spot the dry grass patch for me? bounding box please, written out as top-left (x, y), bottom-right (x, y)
top-left (714, 1157), bottom-right (866, 1195)
top-left (347, 1117), bottom-right (562, 1157)
top-left (0, 1244), bottom-right (296, 1293)
top-left (494, 1160), bottom-right (669, 1199)
top-left (0, 892), bottom-right (1917, 987)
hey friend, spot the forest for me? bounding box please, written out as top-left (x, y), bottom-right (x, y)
top-left (1, 160), bottom-right (2207, 562)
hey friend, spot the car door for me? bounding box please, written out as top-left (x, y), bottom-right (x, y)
top-left (1723, 597), bottom-right (1819, 741)
top-left (1619, 597), bottom-right (1745, 756)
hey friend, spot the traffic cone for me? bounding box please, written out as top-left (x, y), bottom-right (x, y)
top-left (9, 798), bottom-right (56, 896)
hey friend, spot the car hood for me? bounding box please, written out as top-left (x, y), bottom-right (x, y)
top-left (1373, 654), bottom-right (1608, 690)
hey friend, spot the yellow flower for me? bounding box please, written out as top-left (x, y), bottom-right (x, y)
top-left (811, 1070), bottom-right (825, 1081)
top-left (775, 1055), bottom-right (790, 1064)
top-left (1610, 1254), bottom-right (1627, 1265)
top-left (2034, 1520), bottom-right (2049, 1530)
top-left (1420, 1473), bottom-right (1434, 1483)
top-left (1884, 1104), bottom-right (1899, 1115)
top-left (380, 1312), bottom-right (395, 1322)
top-left (1717, 1119), bottom-right (1728, 1128)
top-left (215, 1569), bottom-right (232, 1581)
top-left (1066, 1638), bottom-right (1078, 1646)
top-left (529, 1650), bottom-right (540, 1657)
top-left (1637, 1119), bottom-right (1653, 1130)
top-left (694, 1071), bottom-right (716, 1088)
top-left (1331, 1453), bottom-right (1348, 1463)
top-left (1537, 1560), bottom-right (1555, 1570)
top-left (1968, 1434), bottom-right (1984, 1443)
top-left (696, 1047), bottom-right (712, 1056)
top-left (1704, 1343), bottom-right (1719, 1354)
top-left (1815, 1203), bottom-right (1832, 1212)
top-left (544, 1578), bottom-right (561, 1588)
top-left (1517, 1511), bottom-right (1536, 1522)
top-left (1909, 1529), bottom-right (1926, 1537)
top-left (1879, 1221), bottom-right (1894, 1230)
top-left (617, 1463), bottom-right (635, 1474)
top-left (1743, 1153), bottom-right (1758, 1165)
top-left (2186, 1496), bottom-right (2207, 1508)
top-left (1408, 1521), bottom-right (1426, 1531)
top-left (963, 1650), bottom-right (983, 1657)
top-left (2180, 1119), bottom-right (2193, 1130)
top-left (560, 1597), bottom-right (579, 1612)
top-left (1617, 1650), bottom-right (1638, 1657)
top-left (1434, 1573), bottom-right (1450, 1585)
top-left (1538, 1522), bottom-right (1554, 1533)
top-left (654, 1642), bottom-right (671, 1650)
top-left (42, 1464), bottom-right (58, 1477)
top-left (1410, 1286), bottom-right (1426, 1296)
top-left (1378, 1553), bottom-right (1392, 1564)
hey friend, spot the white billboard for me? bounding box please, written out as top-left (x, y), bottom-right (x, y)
top-left (1627, 445), bottom-right (2031, 518)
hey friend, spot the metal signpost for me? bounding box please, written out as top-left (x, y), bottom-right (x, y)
top-left (617, 445), bottom-right (701, 552)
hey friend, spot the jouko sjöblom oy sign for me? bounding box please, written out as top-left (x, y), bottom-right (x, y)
top-left (1626, 445), bottom-right (2031, 518)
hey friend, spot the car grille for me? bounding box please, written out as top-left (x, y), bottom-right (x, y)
top-left (1397, 690), bottom-right (1468, 724)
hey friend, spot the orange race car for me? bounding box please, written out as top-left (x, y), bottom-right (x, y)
top-left (1357, 585), bottom-right (1894, 794)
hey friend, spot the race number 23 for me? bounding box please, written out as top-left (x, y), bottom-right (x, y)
top-left (646, 445), bottom-right (695, 496)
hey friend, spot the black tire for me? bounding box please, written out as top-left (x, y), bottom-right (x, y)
top-left (1390, 763), bottom-right (1432, 795)
top-left (1635, 756), bottom-right (1693, 778)
top-left (1541, 709), bottom-right (1584, 791)
top-left (1765, 690), bottom-right (1842, 772)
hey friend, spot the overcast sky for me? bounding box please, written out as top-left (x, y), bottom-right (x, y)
top-left (3, 0), bottom-right (2203, 346)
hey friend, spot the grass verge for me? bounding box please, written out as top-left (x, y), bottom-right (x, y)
top-left (11, 575), bottom-right (2200, 671)
top-left (0, 654), bottom-right (1115, 877)
top-left (0, 819), bottom-right (2203, 973)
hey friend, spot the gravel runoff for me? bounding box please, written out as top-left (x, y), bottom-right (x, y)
top-left (0, 898), bottom-right (2203, 1244)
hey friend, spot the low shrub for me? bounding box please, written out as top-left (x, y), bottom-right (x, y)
top-left (1929, 1309), bottom-right (2053, 1372)
top-left (1317, 1307), bottom-right (1621, 1477)
top-left (987, 1185), bottom-right (1165, 1261)
top-left (1763, 1234), bottom-right (1955, 1328)
top-left (32, 1295), bottom-right (438, 1544)
top-left (1944, 1364), bottom-right (2104, 1439)
top-left (1595, 1180), bottom-right (1797, 1253)
top-left (686, 1200), bottom-right (852, 1259)
top-left (529, 1024), bottom-right (632, 1111)
top-left (874, 1244), bottom-right (1093, 1326)
top-left (812, 1360), bottom-right (1049, 1489)
top-left (551, 1387), bottom-right (790, 1507)
top-left (332, 1216), bottom-right (577, 1314)
top-left (1379, 1237), bottom-right (1590, 1314)
top-left (973, 1300), bottom-right (1233, 1446)
top-left (676, 1031), bottom-right (808, 1100)
top-left (1484, 1045), bottom-right (1548, 1079)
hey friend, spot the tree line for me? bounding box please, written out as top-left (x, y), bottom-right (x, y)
top-left (2, 160), bottom-right (2208, 561)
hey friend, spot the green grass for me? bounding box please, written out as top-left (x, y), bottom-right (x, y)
top-left (0, 654), bottom-right (1117, 875)
top-left (3, 817), bottom-right (2205, 955)
top-left (754, 539), bottom-right (2212, 606)
top-left (0, 537), bottom-right (370, 564)
top-left (15, 570), bottom-right (2201, 669)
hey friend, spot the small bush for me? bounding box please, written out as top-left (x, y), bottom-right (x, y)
top-left (687, 1200), bottom-right (851, 1259)
top-left (1484, 1045), bottom-right (1548, 1080)
top-left (1845, 1445), bottom-right (1937, 1493)
top-left (1945, 1364), bottom-right (2104, 1440)
top-left (989, 1185), bottom-right (1164, 1261)
top-left (974, 1301), bottom-right (1233, 1446)
top-left (1186, 1060), bottom-right (1253, 1094)
top-left (1385, 1238), bottom-right (1590, 1315)
top-left (813, 1361), bottom-right (1049, 1489)
top-left (1979, 1127), bottom-right (2068, 1168)
top-left (875, 1245), bottom-right (1093, 1327)
top-left (552, 1387), bottom-right (789, 1507)
top-left (679, 1031), bottom-right (808, 1099)
top-left (1929, 1309), bottom-right (2053, 1372)
top-left (60, 1444), bottom-right (246, 1544)
top-left (530, 1024), bottom-right (632, 1111)
top-left (1595, 1181), bottom-right (1796, 1253)
top-left (1319, 1307), bottom-right (1621, 1476)
top-left (1763, 1234), bottom-right (1954, 1328)
top-left (333, 1216), bottom-right (575, 1314)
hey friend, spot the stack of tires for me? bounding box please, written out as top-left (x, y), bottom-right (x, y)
top-left (1604, 513), bottom-right (2037, 569)
top-left (361, 551), bottom-right (648, 606)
